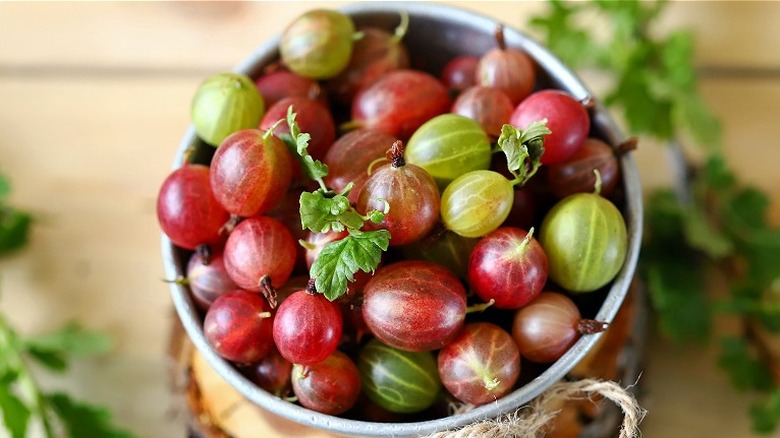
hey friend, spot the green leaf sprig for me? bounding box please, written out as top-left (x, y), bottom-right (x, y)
top-left (496, 119), bottom-right (550, 186)
top-left (286, 106), bottom-right (390, 301)
top-left (529, 0), bottom-right (780, 432)
top-left (0, 315), bottom-right (134, 438)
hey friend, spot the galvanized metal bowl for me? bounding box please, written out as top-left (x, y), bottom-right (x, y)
top-left (163, 2), bottom-right (643, 436)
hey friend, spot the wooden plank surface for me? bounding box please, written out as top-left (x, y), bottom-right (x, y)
top-left (1, 2), bottom-right (779, 437)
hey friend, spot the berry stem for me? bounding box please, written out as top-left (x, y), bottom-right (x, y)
top-left (483, 376), bottom-right (500, 391)
top-left (514, 227), bottom-right (535, 254)
top-left (616, 137), bottom-right (639, 156)
top-left (392, 10), bottom-right (410, 43)
top-left (263, 117), bottom-right (286, 140)
top-left (260, 275), bottom-right (278, 309)
top-left (466, 299), bottom-right (495, 314)
top-left (366, 157), bottom-right (389, 176)
top-left (577, 319), bottom-right (609, 335)
top-left (296, 366), bottom-right (310, 380)
top-left (195, 244), bottom-right (213, 265)
top-left (580, 95), bottom-right (596, 111)
top-left (163, 275), bottom-right (189, 286)
top-left (307, 82), bottom-right (323, 101)
top-left (494, 24), bottom-right (506, 51)
top-left (593, 169), bottom-right (603, 195)
top-left (220, 214), bottom-right (243, 236)
top-left (306, 278), bottom-right (318, 295)
top-left (182, 145), bottom-right (197, 164)
top-left (389, 140), bottom-right (406, 168)
top-left (338, 119), bottom-right (364, 134)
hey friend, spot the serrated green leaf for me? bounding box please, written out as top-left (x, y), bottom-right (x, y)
top-left (295, 132), bottom-right (311, 156)
top-left (285, 106), bottom-right (329, 183)
top-left (366, 209), bottom-right (386, 224)
top-left (48, 393), bottom-right (135, 438)
top-left (497, 121), bottom-right (548, 185)
top-left (310, 230), bottom-right (390, 301)
top-left (300, 155), bottom-right (329, 181)
top-left (299, 191), bottom-right (364, 234)
top-left (0, 383), bottom-right (30, 438)
top-left (606, 70), bottom-right (675, 141)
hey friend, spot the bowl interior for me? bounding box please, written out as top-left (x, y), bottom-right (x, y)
top-left (163, 2), bottom-right (643, 437)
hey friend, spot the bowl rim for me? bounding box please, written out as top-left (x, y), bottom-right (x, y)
top-left (163, 2), bottom-right (643, 436)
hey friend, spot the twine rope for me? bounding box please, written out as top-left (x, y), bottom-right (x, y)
top-left (426, 378), bottom-right (646, 438)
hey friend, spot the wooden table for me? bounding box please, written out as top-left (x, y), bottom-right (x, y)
top-left (1, 2), bottom-right (778, 437)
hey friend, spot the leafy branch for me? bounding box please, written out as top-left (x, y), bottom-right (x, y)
top-left (529, 0), bottom-right (780, 433)
top-left (0, 172), bottom-right (135, 437)
top-left (285, 107), bottom-right (390, 301)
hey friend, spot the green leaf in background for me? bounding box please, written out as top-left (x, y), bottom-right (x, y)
top-left (702, 154), bottom-right (736, 190)
top-left (675, 93), bottom-right (723, 148)
top-left (681, 205), bottom-right (733, 259)
top-left (528, 0), bottom-right (594, 69)
top-left (0, 176), bottom-right (10, 201)
top-left (718, 337), bottom-right (773, 391)
top-left (723, 187), bottom-right (772, 234)
top-left (24, 322), bottom-right (115, 357)
top-left (48, 393), bottom-right (135, 438)
top-left (310, 230), bottom-right (390, 301)
top-left (530, 0), bottom-right (779, 432)
top-left (641, 190), bottom-right (712, 343)
top-left (0, 378), bottom-right (30, 438)
top-left (0, 209), bottom-right (32, 255)
top-left (0, 173), bottom-right (32, 255)
top-left (14, 322), bottom-right (114, 374)
top-left (644, 258), bottom-right (711, 343)
top-left (659, 32), bottom-right (695, 92)
top-left (751, 389), bottom-right (780, 434)
top-left (606, 65), bottom-right (676, 141)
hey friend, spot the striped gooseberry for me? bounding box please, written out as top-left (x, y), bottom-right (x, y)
top-left (405, 114), bottom-right (492, 189)
top-left (358, 339), bottom-right (441, 413)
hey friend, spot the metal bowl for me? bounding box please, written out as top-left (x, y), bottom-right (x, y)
top-left (163, 2), bottom-right (643, 436)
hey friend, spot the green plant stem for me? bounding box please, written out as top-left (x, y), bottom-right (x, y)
top-left (0, 314), bottom-right (57, 438)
